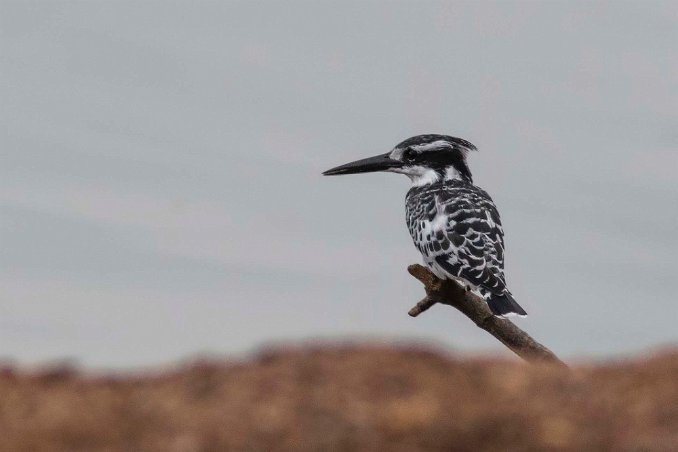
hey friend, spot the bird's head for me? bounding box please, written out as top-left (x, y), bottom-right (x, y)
top-left (323, 134), bottom-right (477, 186)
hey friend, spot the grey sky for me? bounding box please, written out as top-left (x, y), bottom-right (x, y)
top-left (1, 1), bottom-right (676, 368)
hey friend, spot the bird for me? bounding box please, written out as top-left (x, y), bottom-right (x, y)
top-left (323, 134), bottom-right (527, 317)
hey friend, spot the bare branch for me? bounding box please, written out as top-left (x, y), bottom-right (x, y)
top-left (408, 296), bottom-right (437, 317)
top-left (407, 264), bottom-right (566, 367)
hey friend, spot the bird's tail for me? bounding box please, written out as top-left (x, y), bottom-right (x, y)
top-left (487, 292), bottom-right (527, 317)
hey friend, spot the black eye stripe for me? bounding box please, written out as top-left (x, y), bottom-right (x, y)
top-left (407, 149), bottom-right (455, 165)
top-left (428, 150), bottom-right (457, 164)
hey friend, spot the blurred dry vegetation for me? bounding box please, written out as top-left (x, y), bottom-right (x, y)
top-left (1, 344), bottom-right (677, 451)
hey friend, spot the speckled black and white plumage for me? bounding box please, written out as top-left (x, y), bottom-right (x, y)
top-left (323, 134), bottom-right (527, 317)
top-left (396, 136), bottom-right (526, 317)
top-left (405, 179), bottom-right (525, 316)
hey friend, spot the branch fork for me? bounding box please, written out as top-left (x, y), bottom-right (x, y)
top-left (407, 264), bottom-right (566, 366)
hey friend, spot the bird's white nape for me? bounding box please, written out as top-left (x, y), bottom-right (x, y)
top-left (444, 166), bottom-right (463, 181)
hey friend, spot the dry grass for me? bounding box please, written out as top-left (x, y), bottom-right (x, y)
top-left (1, 345), bottom-right (677, 451)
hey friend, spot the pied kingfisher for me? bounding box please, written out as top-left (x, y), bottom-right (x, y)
top-left (323, 134), bottom-right (527, 317)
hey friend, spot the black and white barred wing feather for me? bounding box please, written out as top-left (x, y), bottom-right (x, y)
top-left (406, 183), bottom-right (526, 317)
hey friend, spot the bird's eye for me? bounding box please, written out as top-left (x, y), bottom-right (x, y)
top-left (403, 148), bottom-right (416, 162)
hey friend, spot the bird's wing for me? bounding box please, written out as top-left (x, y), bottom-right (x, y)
top-left (432, 186), bottom-right (507, 295)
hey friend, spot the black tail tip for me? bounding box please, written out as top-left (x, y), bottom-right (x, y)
top-left (487, 293), bottom-right (527, 318)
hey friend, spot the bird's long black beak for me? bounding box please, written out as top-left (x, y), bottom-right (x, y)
top-left (322, 152), bottom-right (400, 176)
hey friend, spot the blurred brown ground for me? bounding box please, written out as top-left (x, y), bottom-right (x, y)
top-left (1, 344), bottom-right (676, 452)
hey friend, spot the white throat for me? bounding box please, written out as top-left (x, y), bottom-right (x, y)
top-left (409, 169), bottom-right (440, 187)
top-left (388, 166), bottom-right (465, 187)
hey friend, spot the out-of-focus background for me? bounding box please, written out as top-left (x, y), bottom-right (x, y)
top-left (1, 0), bottom-right (676, 368)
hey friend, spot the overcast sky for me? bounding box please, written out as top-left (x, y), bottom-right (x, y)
top-left (2, 1), bottom-right (676, 368)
